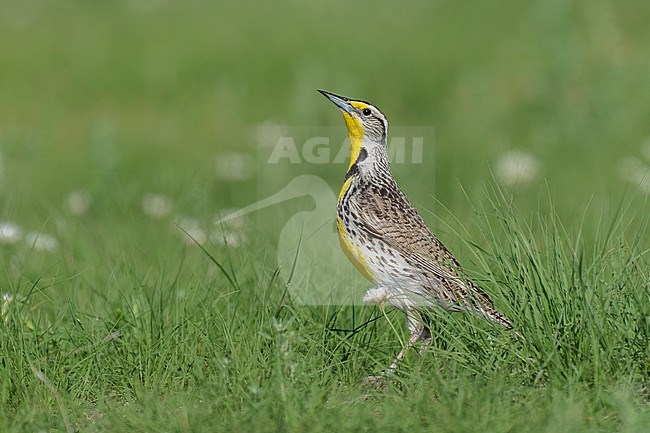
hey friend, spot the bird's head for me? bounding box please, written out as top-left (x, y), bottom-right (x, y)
top-left (319, 90), bottom-right (388, 171)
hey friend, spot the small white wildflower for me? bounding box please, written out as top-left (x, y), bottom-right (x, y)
top-left (214, 208), bottom-right (247, 231)
top-left (618, 157), bottom-right (650, 193)
top-left (255, 121), bottom-right (288, 149)
top-left (1, 293), bottom-right (24, 324)
top-left (25, 232), bottom-right (59, 252)
top-left (363, 287), bottom-right (392, 305)
top-left (210, 208), bottom-right (246, 247)
top-left (142, 193), bottom-right (173, 219)
top-left (0, 221), bottom-right (22, 245)
top-left (183, 226), bottom-right (207, 245)
top-left (210, 229), bottom-right (245, 248)
top-left (495, 151), bottom-right (541, 187)
top-left (1, 294), bottom-right (12, 323)
top-left (175, 216), bottom-right (207, 245)
top-left (215, 152), bottom-right (254, 181)
top-left (65, 190), bottom-right (92, 216)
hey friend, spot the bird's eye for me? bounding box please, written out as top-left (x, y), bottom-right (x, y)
top-left (362, 108), bottom-right (372, 116)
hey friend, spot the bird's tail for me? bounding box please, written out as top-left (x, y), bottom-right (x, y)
top-left (485, 308), bottom-right (514, 329)
top-left (480, 308), bottom-right (525, 340)
top-left (465, 281), bottom-right (524, 339)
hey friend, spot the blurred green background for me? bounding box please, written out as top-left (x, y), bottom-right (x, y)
top-left (2, 0), bottom-right (650, 227)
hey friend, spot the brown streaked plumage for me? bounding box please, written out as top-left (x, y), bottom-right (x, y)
top-left (319, 89), bottom-right (516, 375)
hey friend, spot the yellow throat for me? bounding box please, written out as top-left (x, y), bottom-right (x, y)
top-left (342, 111), bottom-right (364, 172)
top-left (336, 101), bottom-right (375, 282)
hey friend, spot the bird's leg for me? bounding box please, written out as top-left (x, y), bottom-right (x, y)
top-left (385, 323), bottom-right (423, 374)
top-left (364, 322), bottom-right (429, 387)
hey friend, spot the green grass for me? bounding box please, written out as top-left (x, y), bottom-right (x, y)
top-left (2, 188), bottom-right (648, 432)
top-left (1, 1), bottom-right (650, 431)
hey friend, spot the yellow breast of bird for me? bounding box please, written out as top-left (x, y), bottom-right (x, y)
top-left (336, 216), bottom-right (375, 282)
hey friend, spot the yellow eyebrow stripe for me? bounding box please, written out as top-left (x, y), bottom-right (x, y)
top-left (350, 101), bottom-right (370, 110)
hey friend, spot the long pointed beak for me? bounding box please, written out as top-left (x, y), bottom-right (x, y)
top-left (318, 89), bottom-right (353, 114)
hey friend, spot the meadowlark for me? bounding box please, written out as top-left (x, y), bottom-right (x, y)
top-left (318, 90), bottom-right (516, 374)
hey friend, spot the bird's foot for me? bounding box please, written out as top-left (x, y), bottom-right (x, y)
top-left (363, 374), bottom-right (388, 390)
